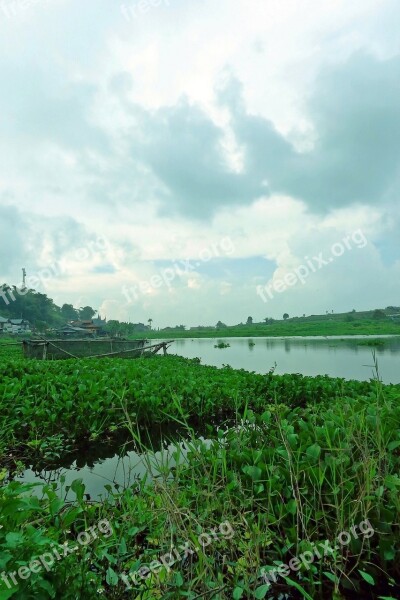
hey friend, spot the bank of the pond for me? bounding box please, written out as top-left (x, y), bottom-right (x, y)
top-left (130, 320), bottom-right (400, 338)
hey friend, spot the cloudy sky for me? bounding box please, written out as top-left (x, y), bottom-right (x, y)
top-left (0, 0), bottom-right (399, 326)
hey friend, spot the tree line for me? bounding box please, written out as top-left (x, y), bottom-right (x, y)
top-left (0, 284), bottom-right (96, 331)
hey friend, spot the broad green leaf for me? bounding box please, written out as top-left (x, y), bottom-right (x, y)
top-left (255, 584), bottom-right (270, 598)
top-left (5, 532), bottom-right (24, 548)
top-left (387, 440), bottom-right (400, 451)
top-left (323, 571), bottom-right (339, 584)
top-left (106, 567), bottom-right (119, 586)
top-left (70, 479), bottom-right (85, 503)
top-left (0, 589), bottom-right (18, 600)
top-left (175, 572), bottom-right (184, 587)
top-left (358, 570), bottom-right (375, 585)
top-left (242, 466), bottom-right (262, 481)
top-left (306, 444), bottom-right (321, 461)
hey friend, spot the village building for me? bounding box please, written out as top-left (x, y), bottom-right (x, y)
top-left (0, 316), bottom-right (31, 334)
top-left (55, 317), bottom-right (107, 338)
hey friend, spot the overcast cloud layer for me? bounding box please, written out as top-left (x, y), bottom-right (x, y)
top-left (0, 0), bottom-right (399, 326)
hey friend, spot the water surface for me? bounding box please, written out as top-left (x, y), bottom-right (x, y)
top-left (164, 336), bottom-right (400, 384)
top-left (16, 437), bottom-right (196, 500)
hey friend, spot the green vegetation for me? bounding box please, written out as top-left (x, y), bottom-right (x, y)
top-left (1, 349), bottom-right (395, 465)
top-left (2, 283), bottom-right (399, 342)
top-left (133, 308), bottom-right (400, 339)
top-left (0, 284), bottom-right (98, 331)
top-left (135, 320), bottom-right (400, 339)
top-left (1, 344), bottom-right (400, 598)
top-left (356, 339), bottom-right (386, 347)
top-left (214, 341), bottom-right (230, 349)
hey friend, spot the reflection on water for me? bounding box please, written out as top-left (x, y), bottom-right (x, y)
top-left (165, 336), bottom-right (400, 383)
top-left (16, 436), bottom-right (209, 500)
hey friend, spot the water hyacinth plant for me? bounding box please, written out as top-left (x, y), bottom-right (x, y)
top-left (0, 344), bottom-right (399, 598)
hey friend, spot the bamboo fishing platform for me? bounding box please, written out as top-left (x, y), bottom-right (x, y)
top-left (22, 338), bottom-right (174, 360)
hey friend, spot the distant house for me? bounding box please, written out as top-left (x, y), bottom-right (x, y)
top-left (60, 318), bottom-right (107, 337)
top-left (55, 324), bottom-right (93, 338)
top-left (0, 317), bottom-right (31, 334)
top-left (0, 317), bottom-right (8, 333)
top-left (93, 317), bottom-right (107, 329)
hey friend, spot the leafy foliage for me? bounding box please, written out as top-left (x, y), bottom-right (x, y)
top-left (1, 350), bottom-right (397, 463)
top-left (0, 346), bottom-right (399, 598)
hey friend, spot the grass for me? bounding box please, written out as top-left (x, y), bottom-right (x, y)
top-left (0, 345), bottom-right (399, 598)
top-left (132, 318), bottom-right (400, 340)
top-left (356, 339), bottom-right (386, 347)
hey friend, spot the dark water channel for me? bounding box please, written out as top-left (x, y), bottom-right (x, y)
top-left (16, 432), bottom-right (207, 500)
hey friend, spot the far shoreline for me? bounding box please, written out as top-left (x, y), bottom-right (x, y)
top-left (131, 332), bottom-right (400, 341)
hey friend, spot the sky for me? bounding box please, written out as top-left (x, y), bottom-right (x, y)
top-left (0, 0), bottom-right (399, 327)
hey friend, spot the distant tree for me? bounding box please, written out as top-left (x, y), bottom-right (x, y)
top-left (0, 285), bottom-right (59, 326)
top-left (264, 318), bottom-right (275, 325)
top-left (283, 313), bottom-right (289, 320)
top-left (373, 309), bottom-right (386, 320)
top-left (148, 318), bottom-right (153, 330)
top-left (35, 320), bottom-right (48, 333)
top-left (246, 316), bottom-right (253, 325)
top-left (106, 320), bottom-right (121, 335)
top-left (132, 323), bottom-right (148, 332)
top-left (79, 306), bottom-right (96, 320)
top-left (61, 303), bottom-right (78, 321)
top-left (216, 321), bottom-right (227, 329)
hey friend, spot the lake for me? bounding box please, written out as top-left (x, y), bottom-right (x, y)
top-left (163, 336), bottom-right (400, 384)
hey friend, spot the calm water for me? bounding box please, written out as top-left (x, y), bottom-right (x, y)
top-left (16, 436), bottom-right (212, 500)
top-left (164, 336), bottom-right (400, 384)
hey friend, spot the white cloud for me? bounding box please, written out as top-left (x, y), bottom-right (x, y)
top-left (0, 0), bottom-right (399, 324)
